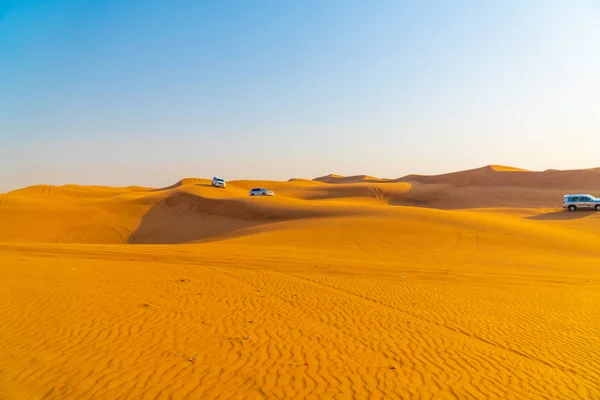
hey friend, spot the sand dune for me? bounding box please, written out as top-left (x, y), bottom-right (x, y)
top-left (8, 183), bottom-right (149, 199)
top-left (397, 164), bottom-right (600, 190)
top-left (489, 164), bottom-right (530, 172)
top-left (313, 173), bottom-right (388, 184)
top-left (153, 177), bottom-right (211, 191)
top-left (1, 166), bottom-right (600, 399)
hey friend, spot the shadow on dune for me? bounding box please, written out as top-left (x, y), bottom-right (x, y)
top-left (386, 183), bottom-right (591, 210)
top-left (128, 192), bottom-right (287, 244)
top-left (526, 211), bottom-right (596, 220)
top-left (385, 183), bottom-right (450, 209)
top-left (393, 165), bottom-right (600, 190)
top-left (127, 191), bottom-right (356, 244)
top-left (387, 197), bottom-right (436, 208)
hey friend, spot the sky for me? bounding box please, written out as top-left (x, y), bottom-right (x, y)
top-left (1, 0), bottom-right (599, 191)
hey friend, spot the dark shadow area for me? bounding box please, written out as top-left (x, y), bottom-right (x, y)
top-left (128, 192), bottom-right (283, 244)
top-left (386, 184), bottom-right (583, 211)
top-left (526, 210), bottom-right (596, 220)
top-left (387, 197), bottom-right (439, 209)
top-left (127, 191), bottom-right (353, 244)
top-left (385, 183), bottom-right (449, 209)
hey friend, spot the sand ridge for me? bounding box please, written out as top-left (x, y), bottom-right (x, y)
top-left (313, 174), bottom-right (389, 184)
top-left (396, 165), bottom-right (600, 190)
top-left (1, 165), bottom-right (600, 399)
top-left (489, 165), bottom-right (530, 172)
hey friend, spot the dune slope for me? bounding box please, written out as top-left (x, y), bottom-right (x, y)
top-left (313, 174), bottom-right (388, 184)
top-left (397, 165), bottom-right (600, 190)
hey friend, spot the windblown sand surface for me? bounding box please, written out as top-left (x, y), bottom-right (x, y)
top-left (1, 165), bottom-right (600, 399)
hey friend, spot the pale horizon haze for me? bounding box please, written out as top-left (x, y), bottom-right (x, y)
top-left (1, 0), bottom-right (599, 192)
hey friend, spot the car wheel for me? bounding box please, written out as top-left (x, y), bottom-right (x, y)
top-left (262, 193), bottom-right (266, 196)
top-left (595, 205), bottom-right (600, 211)
top-left (568, 205), bottom-right (577, 212)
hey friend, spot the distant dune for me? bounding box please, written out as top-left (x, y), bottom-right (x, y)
top-left (287, 178), bottom-right (323, 185)
top-left (489, 164), bottom-right (530, 172)
top-left (8, 183), bottom-right (150, 198)
top-left (395, 164), bottom-right (600, 189)
top-left (313, 173), bottom-right (388, 184)
top-left (314, 164), bottom-right (600, 190)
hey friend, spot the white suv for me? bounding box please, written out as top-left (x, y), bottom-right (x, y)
top-left (562, 194), bottom-right (600, 211)
top-left (249, 188), bottom-right (274, 196)
top-left (212, 177), bottom-right (226, 189)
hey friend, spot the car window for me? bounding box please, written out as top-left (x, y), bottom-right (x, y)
top-left (581, 197), bottom-right (591, 201)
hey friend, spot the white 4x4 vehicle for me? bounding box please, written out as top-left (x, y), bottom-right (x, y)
top-left (211, 177), bottom-right (226, 188)
top-left (249, 188), bottom-right (274, 196)
top-left (562, 194), bottom-right (600, 211)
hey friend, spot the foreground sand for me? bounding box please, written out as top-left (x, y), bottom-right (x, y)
top-left (1, 168), bottom-right (600, 399)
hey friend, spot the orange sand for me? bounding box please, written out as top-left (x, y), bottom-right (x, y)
top-left (489, 165), bottom-right (530, 172)
top-left (1, 166), bottom-right (600, 399)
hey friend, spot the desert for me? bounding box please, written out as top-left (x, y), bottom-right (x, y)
top-left (1, 165), bottom-right (599, 399)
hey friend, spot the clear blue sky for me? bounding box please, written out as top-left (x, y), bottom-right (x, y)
top-left (1, 0), bottom-right (599, 191)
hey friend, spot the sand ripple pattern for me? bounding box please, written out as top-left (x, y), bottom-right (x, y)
top-left (1, 245), bottom-right (599, 400)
